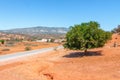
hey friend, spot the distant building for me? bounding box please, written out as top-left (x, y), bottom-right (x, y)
top-left (36, 39), bottom-right (52, 42)
top-left (36, 39), bottom-right (48, 42)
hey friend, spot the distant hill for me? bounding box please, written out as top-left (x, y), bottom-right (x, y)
top-left (0, 32), bottom-right (29, 40)
top-left (1, 26), bottom-right (69, 39)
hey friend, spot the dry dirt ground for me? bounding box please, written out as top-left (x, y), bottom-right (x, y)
top-left (0, 42), bottom-right (59, 55)
top-left (0, 34), bottom-right (120, 80)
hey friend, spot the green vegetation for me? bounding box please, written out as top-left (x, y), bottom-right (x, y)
top-left (50, 39), bottom-right (55, 42)
top-left (25, 46), bottom-right (31, 51)
top-left (64, 21), bottom-right (112, 52)
top-left (0, 40), bottom-right (5, 44)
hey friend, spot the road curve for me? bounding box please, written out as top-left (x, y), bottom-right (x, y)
top-left (0, 46), bottom-right (63, 62)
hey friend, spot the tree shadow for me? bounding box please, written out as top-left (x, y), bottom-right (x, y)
top-left (63, 50), bottom-right (102, 58)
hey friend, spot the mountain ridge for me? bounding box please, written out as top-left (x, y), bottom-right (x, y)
top-left (0, 26), bottom-right (69, 39)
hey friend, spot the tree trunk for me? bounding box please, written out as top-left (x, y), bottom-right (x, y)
top-left (85, 49), bottom-right (87, 53)
top-left (84, 48), bottom-right (87, 55)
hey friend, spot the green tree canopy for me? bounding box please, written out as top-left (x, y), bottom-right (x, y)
top-left (64, 21), bottom-right (112, 52)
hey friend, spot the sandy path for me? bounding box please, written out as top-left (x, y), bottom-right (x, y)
top-left (0, 46), bottom-right (63, 62)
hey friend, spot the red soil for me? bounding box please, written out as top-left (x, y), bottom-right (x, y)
top-left (0, 34), bottom-right (120, 80)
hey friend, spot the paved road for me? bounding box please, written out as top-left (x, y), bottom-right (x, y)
top-left (0, 46), bottom-right (63, 62)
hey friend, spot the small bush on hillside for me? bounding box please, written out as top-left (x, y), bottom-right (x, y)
top-left (0, 40), bottom-right (5, 44)
top-left (25, 46), bottom-right (31, 51)
top-left (2, 48), bottom-right (10, 51)
top-left (112, 25), bottom-right (120, 33)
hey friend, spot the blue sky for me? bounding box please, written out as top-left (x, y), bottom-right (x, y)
top-left (0, 0), bottom-right (120, 31)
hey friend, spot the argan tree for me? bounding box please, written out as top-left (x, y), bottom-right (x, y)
top-left (64, 21), bottom-right (112, 53)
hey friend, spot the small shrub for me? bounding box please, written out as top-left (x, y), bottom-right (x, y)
top-left (0, 40), bottom-right (5, 44)
top-left (2, 48), bottom-right (10, 51)
top-left (25, 46), bottom-right (31, 51)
